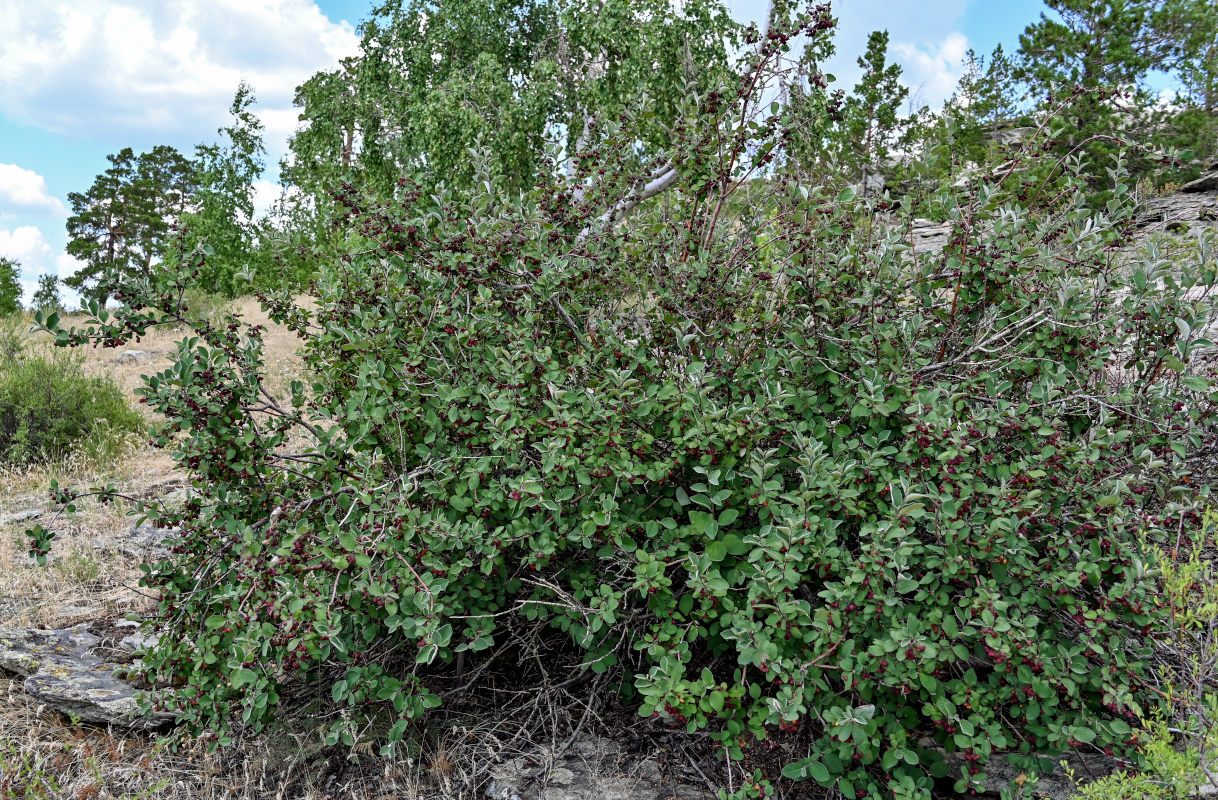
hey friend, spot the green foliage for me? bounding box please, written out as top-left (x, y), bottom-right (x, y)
top-left (281, 0), bottom-right (740, 225)
top-left (32, 6), bottom-right (1218, 799)
top-left (31, 274), bottom-right (63, 315)
top-left (64, 146), bottom-right (197, 306)
top-left (836, 30), bottom-right (908, 186)
top-left (787, 28), bottom-right (908, 188)
top-left (0, 257), bottom-right (22, 316)
top-left (184, 82), bottom-right (268, 297)
top-left (1067, 717), bottom-right (1212, 799)
top-left (1072, 508), bottom-right (1218, 799)
top-left (1011, 0), bottom-right (1211, 189)
top-left (0, 334), bottom-right (143, 466)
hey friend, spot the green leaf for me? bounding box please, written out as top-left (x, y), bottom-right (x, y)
top-left (231, 668), bottom-right (257, 689)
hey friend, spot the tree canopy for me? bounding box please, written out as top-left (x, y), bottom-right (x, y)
top-left (64, 146), bottom-right (196, 307)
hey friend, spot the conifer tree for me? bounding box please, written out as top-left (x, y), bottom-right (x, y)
top-left (834, 30), bottom-right (908, 190)
top-left (64, 147), bottom-right (196, 306)
top-left (1014, 0), bottom-right (1168, 178)
top-left (31, 275), bottom-right (62, 316)
top-left (0, 258), bottom-right (21, 317)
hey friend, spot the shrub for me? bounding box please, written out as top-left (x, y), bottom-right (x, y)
top-left (0, 336), bottom-right (143, 466)
top-left (156, 286), bottom-right (235, 332)
top-left (31, 8), bottom-right (1218, 798)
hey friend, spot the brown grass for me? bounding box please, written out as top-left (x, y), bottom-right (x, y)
top-left (1, 297), bottom-right (305, 631)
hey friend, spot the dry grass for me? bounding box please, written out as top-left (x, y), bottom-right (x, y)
top-left (0, 678), bottom-right (466, 800)
top-left (1, 296), bottom-right (305, 631)
top-left (48, 297), bottom-right (307, 406)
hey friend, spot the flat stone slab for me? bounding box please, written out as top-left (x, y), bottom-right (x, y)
top-left (0, 624), bottom-right (175, 729)
top-left (1, 508), bottom-right (44, 525)
top-left (1181, 171), bottom-right (1218, 193)
top-left (487, 736), bottom-right (711, 800)
top-left (93, 522), bottom-right (177, 560)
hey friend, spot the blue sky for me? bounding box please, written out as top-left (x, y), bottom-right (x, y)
top-left (0, 0), bottom-right (1047, 306)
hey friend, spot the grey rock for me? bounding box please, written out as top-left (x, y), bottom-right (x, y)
top-left (990, 126), bottom-right (1037, 146)
top-left (0, 624), bottom-right (175, 729)
top-left (160, 487), bottom-right (189, 507)
top-left (115, 350), bottom-right (153, 365)
top-left (907, 218), bottom-right (952, 255)
top-left (54, 605), bottom-right (102, 620)
top-left (117, 630), bottom-right (160, 655)
top-left (1141, 192), bottom-right (1218, 237)
top-left (2, 508), bottom-right (44, 525)
top-left (487, 736), bottom-right (712, 800)
top-left (1181, 171), bottom-right (1218, 193)
top-left (114, 523), bottom-right (176, 560)
top-left (939, 749), bottom-right (1121, 800)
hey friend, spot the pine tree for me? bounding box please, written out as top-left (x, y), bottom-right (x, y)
top-left (64, 146), bottom-right (197, 306)
top-left (1156, 0), bottom-right (1218, 173)
top-left (1014, 0), bottom-right (1168, 174)
top-left (834, 31), bottom-right (908, 190)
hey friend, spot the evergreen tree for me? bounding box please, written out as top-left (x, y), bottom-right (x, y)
top-left (1014, 0), bottom-right (1170, 179)
top-left (1156, 0), bottom-right (1218, 174)
top-left (834, 30), bottom-right (908, 189)
top-left (64, 146), bottom-right (197, 306)
top-left (0, 258), bottom-right (21, 316)
top-left (931, 45), bottom-right (1024, 172)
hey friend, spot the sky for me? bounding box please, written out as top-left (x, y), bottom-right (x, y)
top-left (0, 0), bottom-right (1047, 307)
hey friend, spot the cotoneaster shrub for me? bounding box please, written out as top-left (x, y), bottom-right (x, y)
top-left (30, 7), bottom-right (1218, 798)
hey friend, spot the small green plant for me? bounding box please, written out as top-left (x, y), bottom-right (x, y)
top-left (171, 286), bottom-right (236, 330)
top-left (54, 546), bottom-right (101, 584)
top-left (1067, 717), bottom-right (1210, 799)
top-left (1070, 510), bottom-right (1218, 799)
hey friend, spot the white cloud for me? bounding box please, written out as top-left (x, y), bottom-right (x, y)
top-left (55, 252), bottom-right (83, 282)
top-left (251, 178), bottom-right (282, 220)
top-left (0, 225), bottom-right (55, 268)
top-left (893, 32), bottom-right (971, 111)
top-left (0, 164), bottom-right (66, 215)
top-left (0, 225), bottom-right (76, 306)
top-left (0, 0), bottom-right (360, 161)
top-left (779, 0), bottom-right (970, 112)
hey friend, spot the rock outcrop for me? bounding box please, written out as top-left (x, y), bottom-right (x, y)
top-left (115, 350), bottom-right (153, 365)
top-left (896, 174), bottom-right (1218, 257)
top-left (0, 623), bottom-right (174, 729)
